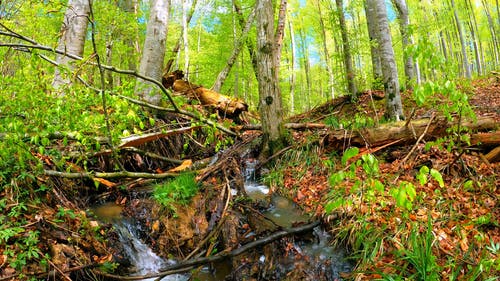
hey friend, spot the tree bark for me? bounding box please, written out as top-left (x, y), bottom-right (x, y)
top-left (366, 0), bottom-right (404, 121)
top-left (164, 0), bottom-right (197, 74)
top-left (182, 0), bottom-right (190, 79)
top-left (135, 0), bottom-right (170, 106)
top-left (324, 117), bottom-right (498, 149)
top-left (288, 13), bottom-right (296, 114)
top-left (52, 0), bottom-right (90, 89)
top-left (335, 0), bottom-right (357, 98)
top-left (256, 0), bottom-right (286, 155)
top-left (392, 0), bottom-right (414, 89)
top-left (234, 1), bottom-right (258, 80)
top-left (212, 5), bottom-right (256, 93)
top-left (316, 0), bottom-right (335, 100)
top-left (364, 0), bottom-right (383, 87)
top-left (451, 0), bottom-right (472, 79)
top-left (481, 0), bottom-right (500, 69)
top-left (119, 0), bottom-right (139, 72)
top-left (274, 0), bottom-right (287, 68)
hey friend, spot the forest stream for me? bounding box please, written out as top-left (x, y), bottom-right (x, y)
top-left (90, 158), bottom-right (353, 280)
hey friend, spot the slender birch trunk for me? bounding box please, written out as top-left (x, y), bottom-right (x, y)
top-left (364, 0), bottom-right (383, 87)
top-left (288, 14), bottom-right (296, 114)
top-left (392, 0), bottom-right (414, 89)
top-left (451, 0), bottom-right (472, 79)
top-left (182, 0), bottom-right (189, 78)
top-left (335, 0), bottom-right (357, 98)
top-left (52, 0), bottom-right (91, 89)
top-left (135, 0), bottom-right (170, 106)
top-left (234, 1), bottom-right (258, 79)
top-left (164, 0), bottom-right (197, 74)
top-left (366, 0), bottom-right (404, 121)
top-left (316, 0), bottom-right (335, 100)
top-left (212, 5), bottom-right (256, 92)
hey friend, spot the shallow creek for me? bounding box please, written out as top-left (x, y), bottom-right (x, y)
top-left (90, 160), bottom-right (352, 280)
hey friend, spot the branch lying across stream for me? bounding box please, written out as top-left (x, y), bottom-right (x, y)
top-left (43, 170), bottom-right (177, 179)
top-left (94, 220), bottom-right (321, 280)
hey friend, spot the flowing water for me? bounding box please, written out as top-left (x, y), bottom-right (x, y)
top-left (90, 159), bottom-right (352, 280)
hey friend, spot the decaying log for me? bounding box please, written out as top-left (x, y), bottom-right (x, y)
top-left (163, 70), bottom-right (248, 120)
top-left (470, 131), bottom-right (500, 146)
top-left (485, 146), bottom-right (500, 162)
top-left (323, 116), bottom-right (498, 149)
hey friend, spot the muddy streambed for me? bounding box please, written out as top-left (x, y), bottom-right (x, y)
top-left (90, 159), bottom-right (353, 280)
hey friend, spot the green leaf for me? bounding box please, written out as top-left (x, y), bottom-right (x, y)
top-left (430, 169), bottom-right (444, 187)
top-left (341, 147), bottom-right (359, 166)
top-left (373, 180), bottom-right (384, 192)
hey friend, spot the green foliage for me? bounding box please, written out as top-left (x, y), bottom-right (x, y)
top-left (325, 148), bottom-right (385, 213)
top-left (153, 173), bottom-right (199, 214)
top-left (393, 218), bottom-right (441, 280)
top-left (390, 182), bottom-right (416, 211)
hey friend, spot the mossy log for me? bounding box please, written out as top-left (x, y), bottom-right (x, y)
top-left (163, 70), bottom-right (248, 119)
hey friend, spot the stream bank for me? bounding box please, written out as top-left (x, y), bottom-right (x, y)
top-left (87, 134), bottom-right (353, 280)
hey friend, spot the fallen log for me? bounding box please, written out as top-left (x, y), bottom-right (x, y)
top-left (323, 116), bottom-right (498, 149)
top-left (485, 146), bottom-right (500, 162)
top-left (163, 70), bottom-right (248, 120)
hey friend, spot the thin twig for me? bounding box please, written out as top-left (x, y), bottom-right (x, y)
top-left (399, 113), bottom-right (436, 168)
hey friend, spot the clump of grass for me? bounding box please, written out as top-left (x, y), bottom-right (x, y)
top-left (153, 173), bottom-right (198, 214)
top-left (392, 216), bottom-right (440, 280)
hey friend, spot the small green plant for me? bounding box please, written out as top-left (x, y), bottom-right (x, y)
top-left (325, 147), bottom-right (385, 213)
top-left (153, 173), bottom-right (199, 213)
top-left (393, 217), bottom-right (441, 280)
top-left (390, 181), bottom-right (416, 211)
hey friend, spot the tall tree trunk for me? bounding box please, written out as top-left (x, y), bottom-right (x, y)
top-left (316, 0), bottom-right (335, 99)
top-left (212, 5), bottom-right (256, 92)
top-left (119, 0), bottom-right (139, 72)
top-left (234, 1), bottom-right (258, 79)
top-left (288, 13), bottom-right (296, 114)
top-left (466, 0), bottom-right (484, 75)
top-left (256, 0), bottom-right (285, 155)
top-left (52, 0), bottom-right (91, 89)
top-left (164, 0), bottom-right (197, 74)
top-left (392, 0), bottom-right (414, 89)
top-left (274, 0), bottom-right (287, 68)
top-left (364, 0), bottom-right (382, 88)
top-left (482, 0), bottom-right (500, 68)
top-left (135, 0), bottom-right (170, 106)
top-left (182, 0), bottom-right (189, 79)
top-left (366, 0), bottom-right (404, 121)
top-left (335, 0), bottom-right (357, 98)
top-left (451, 0), bottom-right (472, 79)
top-left (298, 26), bottom-right (312, 110)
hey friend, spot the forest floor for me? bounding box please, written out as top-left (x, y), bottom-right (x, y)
top-left (0, 77), bottom-right (498, 280)
top-left (269, 76), bottom-right (499, 280)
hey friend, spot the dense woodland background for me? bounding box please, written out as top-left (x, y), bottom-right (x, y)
top-left (2, 0), bottom-right (499, 112)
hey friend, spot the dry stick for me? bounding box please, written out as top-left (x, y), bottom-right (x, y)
top-left (404, 107), bottom-right (417, 139)
top-left (93, 221), bottom-right (321, 281)
top-left (399, 113), bottom-right (436, 168)
top-left (44, 169), bottom-right (177, 179)
top-left (46, 259), bottom-right (72, 281)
